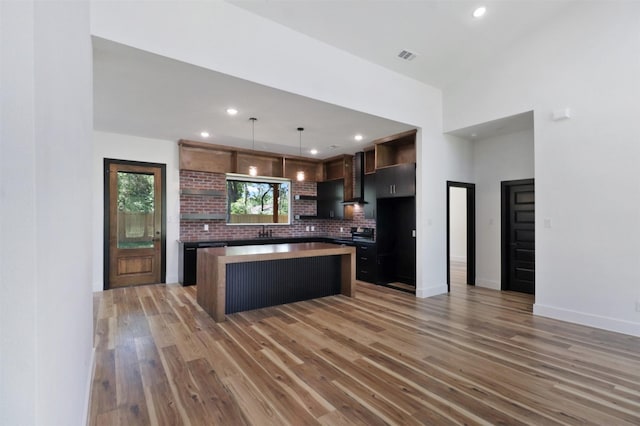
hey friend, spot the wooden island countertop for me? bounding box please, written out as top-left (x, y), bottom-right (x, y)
top-left (197, 242), bottom-right (355, 322)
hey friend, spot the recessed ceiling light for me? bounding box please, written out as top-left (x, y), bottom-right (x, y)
top-left (310, 149), bottom-right (318, 155)
top-left (472, 6), bottom-right (487, 18)
top-left (200, 131), bottom-right (210, 138)
top-left (354, 134), bottom-right (364, 141)
top-left (226, 107), bottom-right (238, 116)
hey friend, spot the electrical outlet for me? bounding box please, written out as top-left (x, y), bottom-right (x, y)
top-left (306, 226), bottom-right (310, 232)
top-left (311, 226), bottom-right (315, 231)
top-left (340, 227), bottom-right (344, 233)
top-left (204, 224), bottom-right (209, 231)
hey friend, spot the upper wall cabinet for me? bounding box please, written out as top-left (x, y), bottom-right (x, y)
top-left (374, 129), bottom-right (417, 169)
top-left (178, 140), bottom-right (320, 180)
top-left (371, 129), bottom-right (417, 199)
top-left (179, 142), bottom-right (236, 174)
top-left (375, 163), bottom-right (416, 198)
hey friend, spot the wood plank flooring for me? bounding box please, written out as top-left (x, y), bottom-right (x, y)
top-left (89, 263), bottom-right (640, 425)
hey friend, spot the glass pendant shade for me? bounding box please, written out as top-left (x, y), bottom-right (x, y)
top-left (249, 117), bottom-right (258, 176)
top-left (296, 127), bottom-right (305, 181)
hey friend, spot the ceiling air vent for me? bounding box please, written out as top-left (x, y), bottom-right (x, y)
top-left (397, 50), bottom-right (417, 61)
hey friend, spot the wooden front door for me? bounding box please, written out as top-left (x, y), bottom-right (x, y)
top-left (502, 179), bottom-right (535, 294)
top-left (106, 160), bottom-right (165, 289)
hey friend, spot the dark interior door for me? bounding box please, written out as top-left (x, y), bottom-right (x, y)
top-left (502, 179), bottom-right (535, 294)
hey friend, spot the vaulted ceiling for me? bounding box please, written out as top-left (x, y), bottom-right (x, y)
top-left (94, 1), bottom-right (570, 154)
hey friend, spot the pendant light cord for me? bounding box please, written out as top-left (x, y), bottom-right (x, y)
top-left (298, 127), bottom-right (304, 156)
top-left (250, 117), bottom-right (257, 150)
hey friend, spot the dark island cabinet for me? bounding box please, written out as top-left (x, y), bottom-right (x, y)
top-left (355, 242), bottom-right (377, 283)
top-left (376, 163), bottom-right (416, 198)
top-left (317, 179), bottom-right (344, 219)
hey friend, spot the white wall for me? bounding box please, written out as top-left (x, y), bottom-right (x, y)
top-left (444, 3), bottom-right (640, 336)
top-left (93, 131), bottom-right (181, 291)
top-left (473, 129), bottom-right (534, 289)
top-left (449, 187), bottom-right (467, 262)
top-left (1, 1), bottom-right (94, 424)
top-left (90, 1), bottom-right (475, 298)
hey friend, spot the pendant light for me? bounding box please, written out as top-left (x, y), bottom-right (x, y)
top-left (296, 127), bottom-right (305, 181)
top-left (249, 117), bottom-right (258, 176)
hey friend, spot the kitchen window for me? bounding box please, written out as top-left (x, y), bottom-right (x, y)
top-left (226, 174), bottom-right (291, 225)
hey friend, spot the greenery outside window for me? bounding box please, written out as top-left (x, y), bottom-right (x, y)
top-left (226, 174), bottom-right (291, 225)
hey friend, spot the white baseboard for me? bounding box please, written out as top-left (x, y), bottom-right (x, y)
top-left (450, 256), bottom-right (467, 263)
top-left (416, 284), bottom-right (448, 298)
top-left (475, 278), bottom-right (500, 290)
top-left (83, 347), bottom-right (96, 425)
top-left (533, 303), bottom-right (640, 337)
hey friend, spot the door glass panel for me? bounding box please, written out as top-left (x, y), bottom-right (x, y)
top-left (117, 172), bottom-right (155, 249)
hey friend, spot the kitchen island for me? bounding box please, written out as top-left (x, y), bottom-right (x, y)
top-left (197, 242), bottom-right (355, 322)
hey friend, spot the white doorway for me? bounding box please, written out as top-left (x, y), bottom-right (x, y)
top-left (446, 181), bottom-right (475, 291)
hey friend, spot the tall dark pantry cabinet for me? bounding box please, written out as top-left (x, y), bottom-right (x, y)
top-left (370, 130), bottom-right (417, 290)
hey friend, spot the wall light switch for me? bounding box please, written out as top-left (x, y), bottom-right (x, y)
top-left (544, 218), bottom-right (552, 229)
top-left (340, 227), bottom-right (344, 233)
top-left (204, 224), bottom-right (209, 231)
top-left (306, 226), bottom-right (310, 232)
top-left (311, 226), bottom-right (315, 231)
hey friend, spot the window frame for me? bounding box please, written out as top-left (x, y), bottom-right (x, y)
top-left (225, 173), bottom-right (292, 226)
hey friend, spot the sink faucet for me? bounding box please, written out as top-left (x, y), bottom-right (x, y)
top-left (258, 225), bottom-right (272, 238)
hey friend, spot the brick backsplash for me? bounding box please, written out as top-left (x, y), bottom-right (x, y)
top-left (179, 165), bottom-right (375, 242)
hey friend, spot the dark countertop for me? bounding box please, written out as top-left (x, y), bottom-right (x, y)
top-left (179, 235), bottom-right (375, 247)
top-left (199, 242), bottom-right (355, 261)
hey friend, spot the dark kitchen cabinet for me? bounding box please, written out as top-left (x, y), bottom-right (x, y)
top-left (179, 244), bottom-right (198, 285)
top-left (179, 242), bottom-right (226, 286)
top-left (376, 196), bottom-right (416, 286)
top-left (376, 163), bottom-right (415, 198)
top-left (317, 179), bottom-right (344, 219)
top-left (356, 242), bottom-right (377, 283)
top-left (363, 173), bottom-right (376, 219)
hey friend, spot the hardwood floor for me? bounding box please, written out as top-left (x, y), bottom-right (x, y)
top-left (89, 265), bottom-right (640, 425)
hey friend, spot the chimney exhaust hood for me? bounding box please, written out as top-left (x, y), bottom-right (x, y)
top-left (342, 151), bottom-right (368, 205)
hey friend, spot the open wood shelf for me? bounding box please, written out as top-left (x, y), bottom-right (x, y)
top-left (374, 129), bottom-right (417, 169)
top-left (294, 214), bottom-right (318, 220)
top-left (294, 195), bottom-right (317, 201)
top-left (180, 189), bottom-right (225, 197)
top-left (180, 213), bottom-right (226, 221)
top-left (364, 149), bottom-right (376, 174)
